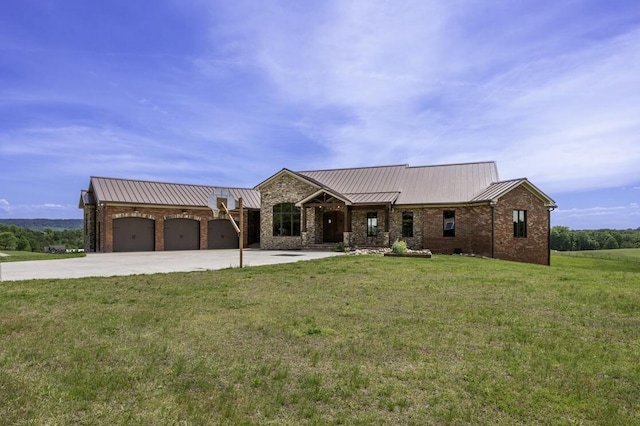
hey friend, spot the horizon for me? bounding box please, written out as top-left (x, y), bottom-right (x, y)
top-left (1, 1), bottom-right (639, 229)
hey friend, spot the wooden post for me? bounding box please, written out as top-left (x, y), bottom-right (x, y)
top-left (239, 197), bottom-right (243, 268)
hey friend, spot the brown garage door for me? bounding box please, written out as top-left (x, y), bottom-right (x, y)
top-left (208, 219), bottom-right (239, 249)
top-left (164, 218), bottom-right (200, 251)
top-left (113, 217), bottom-right (155, 252)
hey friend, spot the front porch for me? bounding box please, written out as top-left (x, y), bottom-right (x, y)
top-left (297, 191), bottom-right (392, 249)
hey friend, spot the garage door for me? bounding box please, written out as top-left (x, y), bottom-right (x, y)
top-left (164, 218), bottom-right (200, 251)
top-left (113, 217), bottom-right (155, 252)
top-left (208, 219), bottom-right (239, 249)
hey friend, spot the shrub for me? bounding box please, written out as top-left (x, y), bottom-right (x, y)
top-left (335, 242), bottom-right (345, 252)
top-left (391, 240), bottom-right (407, 254)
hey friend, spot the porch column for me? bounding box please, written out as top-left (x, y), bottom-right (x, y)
top-left (343, 205), bottom-right (352, 247)
top-left (301, 206), bottom-right (307, 232)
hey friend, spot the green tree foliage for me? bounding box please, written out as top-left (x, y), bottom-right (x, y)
top-left (0, 224), bottom-right (83, 252)
top-left (0, 231), bottom-right (19, 249)
top-left (551, 227), bottom-right (640, 251)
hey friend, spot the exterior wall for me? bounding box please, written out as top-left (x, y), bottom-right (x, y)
top-left (350, 208), bottom-right (390, 247)
top-left (83, 205), bottom-right (96, 252)
top-left (423, 205), bottom-right (493, 256)
top-left (493, 186), bottom-right (551, 265)
top-left (90, 204), bottom-right (249, 253)
top-left (259, 173), bottom-right (317, 250)
top-left (389, 208), bottom-right (424, 249)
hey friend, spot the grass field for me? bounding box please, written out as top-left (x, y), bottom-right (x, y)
top-left (556, 247), bottom-right (640, 263)
top-left (0, 250), bottom-right (85, 263)
top-left (1, 252), bottom-right (639, 424)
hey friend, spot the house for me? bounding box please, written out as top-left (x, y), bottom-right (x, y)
top-left (255, 161), bottom-right (557, 265)
top-left (79, 177), bottom-right (260, 253)
top-left (80, 161), bottom-right (557, 265)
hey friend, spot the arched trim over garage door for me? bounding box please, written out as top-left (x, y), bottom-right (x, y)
top-left (113, 217), bottom-right (155, 252)
top-left (208, 219), bottom-right (239, 249)
top-left (164, 218), bottom-right (200, 250)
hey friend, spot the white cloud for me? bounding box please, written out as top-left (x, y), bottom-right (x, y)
top-left (553, 204), bottom-right (640, 229)
top-left (218, 1), bottom-right (640, 189)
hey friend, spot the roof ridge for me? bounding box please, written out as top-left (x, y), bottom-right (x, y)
top-left (491, 177), bottom-right (527, 184)
top-left (90, 176), bottom-right (256, 191)
top-left (405, 160), bottom-right (496, 169)
top-left (297, 164), bottom-right (409, 173)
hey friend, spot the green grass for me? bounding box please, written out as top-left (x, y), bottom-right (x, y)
top-left (556, 248), bottom-right (640, 263)
top-left (1, 253), bottom-right (639, 424)
top-left (0, 250), bottom-right (85, 262)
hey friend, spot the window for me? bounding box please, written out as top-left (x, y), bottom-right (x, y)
top-left (273, 203), bottom-right (301, 236)
top-left (402, 211), bottom-right (413, 237)
top-left (443, 210), bottom-right (455, 237)
top-left (513, 210), bottom-right (527, 238)
top-left (367, 212), bottom-right (378, 237)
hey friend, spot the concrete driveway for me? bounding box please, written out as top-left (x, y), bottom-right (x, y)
top-left (0, 249), bottom-right (343, 282)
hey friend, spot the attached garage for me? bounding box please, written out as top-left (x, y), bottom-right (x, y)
top-left (113, 217), bottom-right (155, 252)
top-left (80, 177), bottom-right (261, 253)
top-left (164, 218), bottom-right (200, 251)
top-left (208, 219), bottom-right (239, 249)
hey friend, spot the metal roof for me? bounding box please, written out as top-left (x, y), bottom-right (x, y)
top-left (296, 162), bottom-right (500, 205)
top-left (86, 177), bottom-right (261, 209)
top-left (471, 178), bottom-right (557, 207)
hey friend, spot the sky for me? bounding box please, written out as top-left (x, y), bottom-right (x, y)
top-left (1, 0), bottom-right (639, 230)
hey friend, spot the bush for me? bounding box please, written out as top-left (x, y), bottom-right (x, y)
top-left (391, 240), bottom-right (407, 254)
top-left (335, 242), bottom-right (345, 252)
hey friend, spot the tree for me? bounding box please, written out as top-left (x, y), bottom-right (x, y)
top-left (0, 232), bottom-right (18, 250)
top-left (550, 226), bottom-right (573, 251)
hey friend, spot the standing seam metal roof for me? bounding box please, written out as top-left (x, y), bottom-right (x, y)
top-left (297, 162), bottom-right (500, 205)
top-left (87, 177), bottom-right (261, 209)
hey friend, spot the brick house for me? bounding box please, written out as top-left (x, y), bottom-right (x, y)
top-left (255, 162), bottom-right (557, 265)
top-left (79, 177), bottom-right (260, 253)
top-left (80, 161), bottom-right (556, 265)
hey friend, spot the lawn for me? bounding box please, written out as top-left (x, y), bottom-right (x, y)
top-left (1, 253), bottom-right (639, 425)
top-left (0, 250), bottom-right (85, 262)
top-left (556, 247), bottom-right (640, 263)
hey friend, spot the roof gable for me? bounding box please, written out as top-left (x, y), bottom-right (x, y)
top-left (470, 178), bottom-right (557, 207)
top-left (254, 168), bottom-right (321, 191)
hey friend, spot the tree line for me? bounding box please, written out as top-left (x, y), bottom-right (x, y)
top-left (0, 224), bottom-right (83, 252)
top-left (551, 226), bottom-right (640, 251)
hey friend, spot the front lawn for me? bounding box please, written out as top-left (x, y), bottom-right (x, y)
top-left (1, 254), bottom-right (638, 424)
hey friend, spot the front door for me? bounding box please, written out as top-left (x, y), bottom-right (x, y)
top-left (323, 211), bottom-right (344, 243)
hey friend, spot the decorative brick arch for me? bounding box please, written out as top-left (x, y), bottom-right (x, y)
top-left (113, 212), bottom-right (156, 220)
top-left (164, 214), bottom-right (202, 221)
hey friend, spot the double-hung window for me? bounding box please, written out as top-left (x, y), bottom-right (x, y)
top-left (367, 212), bottom-right (378, 237)
top-left (402, 212), bottom-right (413, 237)
top-left (513, 210), bottom-right (527, 238)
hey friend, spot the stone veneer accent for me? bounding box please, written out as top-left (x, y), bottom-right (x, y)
top-left (349, 208), bottom-right (390, 247)
top-left (389, 208), bottom-right (425, 249)
top-left (259, 173), bottom-right (317, 250)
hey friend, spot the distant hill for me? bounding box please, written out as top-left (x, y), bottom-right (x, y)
top-left (0, 219), bottom-right (83, 231)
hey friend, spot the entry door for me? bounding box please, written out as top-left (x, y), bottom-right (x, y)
top-left (323, 211), bottom-right (344, 243)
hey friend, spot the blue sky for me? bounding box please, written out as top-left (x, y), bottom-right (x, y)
top-left (1, 1), bottom-right (639, 230)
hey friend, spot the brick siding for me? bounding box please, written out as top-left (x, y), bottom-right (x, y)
top-left (88, 204), bottom-right (249, 253)
top-left (493, 185), bottom-right (551, 265)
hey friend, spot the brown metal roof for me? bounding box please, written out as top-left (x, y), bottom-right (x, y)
top-left (296, 162), bottom-right (500, 205)
top-left (87, 177), bottom-right (261, 209)
top-left (471, 178), bottom-right (557, 207)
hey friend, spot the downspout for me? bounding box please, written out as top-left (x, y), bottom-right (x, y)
top-left (490, 202), bottom-right (496, 259)
top-left (547, 207), bottom-right (555, 266)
